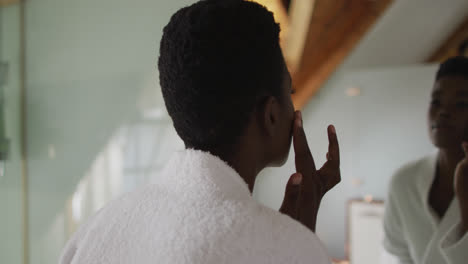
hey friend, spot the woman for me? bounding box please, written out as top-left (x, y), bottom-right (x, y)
top-left (383, 56), bottom-right (468, 264)
top-left (59, 1), bottom-right (341, 263)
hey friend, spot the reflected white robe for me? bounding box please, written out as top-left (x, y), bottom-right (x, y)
top-left (59, 149), bottom-right (331, 264)
top-left (383, 154), bottom-right (468, 264)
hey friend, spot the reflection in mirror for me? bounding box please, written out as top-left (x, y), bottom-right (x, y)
top-left (382, 58), bottom-right (468, 264)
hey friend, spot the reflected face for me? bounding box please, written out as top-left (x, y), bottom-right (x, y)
top-left (428, 76), bottom-right (468, 149)
top-left (269, 63), bottom-right (295, 166)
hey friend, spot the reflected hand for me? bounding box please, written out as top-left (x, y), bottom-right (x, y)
top-left (455, 142), bottom-right (468, 202)
top-left (455, 142), bottom-right (468, 234)
top-left (280, 111), bottom-right (341, 232)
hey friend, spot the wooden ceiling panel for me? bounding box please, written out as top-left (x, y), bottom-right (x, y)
top-left (289, 0), bottom-right (393, 109)
top-left (0, 0), bottom-right (19, 7)
top-left (427, 15), bottom-right (468, 63)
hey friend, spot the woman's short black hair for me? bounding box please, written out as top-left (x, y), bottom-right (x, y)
top-left (436, 56), bottom-right (468, 81)
top-left (158, 0), bottom-right (284, 151)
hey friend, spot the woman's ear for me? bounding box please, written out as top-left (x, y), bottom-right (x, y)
top-left (259, 96), bottom-right (280, 137)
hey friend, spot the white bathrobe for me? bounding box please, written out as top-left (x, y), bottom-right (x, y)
top-left (383, 154), bottom-right (468, 264)
top-left (59, 149), bottom-right (331, 264)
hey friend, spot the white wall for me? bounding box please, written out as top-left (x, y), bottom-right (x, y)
top-left (341, 0), bottom-right (468, 69)
top-left (0, 4), bottom-right (24, 264)
top-left (253, 64), bottom-right (438, 259)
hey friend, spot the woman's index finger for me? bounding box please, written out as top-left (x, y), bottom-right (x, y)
top-left (293, 111), bottom-right (316, 174)
top-left (327, 125), bottom-right (340, 164)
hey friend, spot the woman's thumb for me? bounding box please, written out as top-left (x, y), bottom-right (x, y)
top-left (279, 173), bottom-right (302, 218)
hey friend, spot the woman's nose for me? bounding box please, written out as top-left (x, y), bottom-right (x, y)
top-left (437, 107), bottom-right (450, 119)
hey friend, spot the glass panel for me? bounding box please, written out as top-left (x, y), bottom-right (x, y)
top-left (24, 1), bottom-right (186, 263)
top-left (0, 2), bottom-right (24, 264)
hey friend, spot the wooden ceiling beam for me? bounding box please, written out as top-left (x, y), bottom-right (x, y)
top-left (282, 0), bottom-right (316, 74)
top-left (427, 15), bottom-right (468, 63)
top-left (287, 0), bottom-right (393, 109)
top-left (0, 0), bottom-right (20, 7)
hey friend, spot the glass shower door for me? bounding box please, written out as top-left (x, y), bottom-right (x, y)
top-left (0, 1), bottom-right (25, 264)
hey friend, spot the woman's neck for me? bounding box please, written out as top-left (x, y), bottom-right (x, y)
top-left (438, 147), bottom-right (464, 183)
top-left (207, 143), bottom-right (265, 193)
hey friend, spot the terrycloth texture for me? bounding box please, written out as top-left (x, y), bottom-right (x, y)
top-left (383, 154), bottom-right (468, 264)
top-left (59, 149), bottom-right (331, 264)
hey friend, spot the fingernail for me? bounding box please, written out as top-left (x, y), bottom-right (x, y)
top-left (296, 111), bottom-right (302, 127)
top-left (330, 125), bottom-right (336, 134)
top-left (292, 173), bottom-right (302, 185)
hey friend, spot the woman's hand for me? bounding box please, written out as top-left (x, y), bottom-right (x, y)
top-left (280, 111), bottom-right (341, 232)
top-left (455, 142), bottom-right (468, 234)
